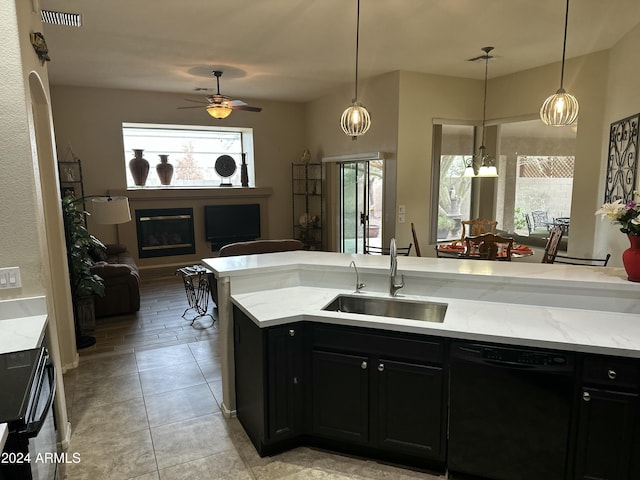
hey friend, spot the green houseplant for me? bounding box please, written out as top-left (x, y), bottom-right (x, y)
top-left (61, 194), bottom-right (106, 347)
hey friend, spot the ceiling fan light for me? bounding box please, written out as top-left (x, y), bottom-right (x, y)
top-left (540, 88), bottom-right (579, 126)
top-left (207, 104), bottom-right (232, 119)
top-left (341, 101), bottom-right (371, 138)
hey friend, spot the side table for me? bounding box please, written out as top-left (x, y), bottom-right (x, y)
top-left (176, 265), bottom-right (215, 328)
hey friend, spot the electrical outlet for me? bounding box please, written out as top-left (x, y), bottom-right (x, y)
top-left (0, 267), bottom-right (21, 289)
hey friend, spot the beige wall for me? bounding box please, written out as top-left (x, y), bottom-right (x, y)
top-left (3, 0), bottom-right (73, 446)
top-left (50, 86), bottom-right (307, 264)
top-left (596, 23), bottom-right (640, 266)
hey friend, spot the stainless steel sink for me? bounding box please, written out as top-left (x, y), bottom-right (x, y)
top-left (322, 294), bottom-right (447, 323)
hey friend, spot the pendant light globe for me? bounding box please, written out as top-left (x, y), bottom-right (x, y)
top-left (540, 88), bottom-right (579, 126)
top-left (341, 100), bottom-right (371, 138)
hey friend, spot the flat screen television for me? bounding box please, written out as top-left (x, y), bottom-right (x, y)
top-left (204, 204), bottom-right (261, 247)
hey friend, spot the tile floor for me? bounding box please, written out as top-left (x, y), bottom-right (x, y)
top-left (61, 277), bottom-right (445, 480)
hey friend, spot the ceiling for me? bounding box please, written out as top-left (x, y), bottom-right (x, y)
top-left (39, 0), bottom-right (640, 103)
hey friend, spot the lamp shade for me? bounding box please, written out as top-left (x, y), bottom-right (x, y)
top-left (207, 104), bottom-right (232, 119)
top-left (90, 196), bottom-right (131, 224)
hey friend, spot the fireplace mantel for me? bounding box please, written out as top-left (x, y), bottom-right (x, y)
top-left (110, 187), bottom-right (273, 202)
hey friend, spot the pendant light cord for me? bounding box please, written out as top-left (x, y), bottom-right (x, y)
top-left (354, 0), bottom-right (361, 101)
top-left (559, 0), bottom-right (570, 89)
top-left (481, 52), bottom-right (489, 147)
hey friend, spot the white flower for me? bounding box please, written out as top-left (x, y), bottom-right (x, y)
top-left (595, 199), bottom-right (625, 220)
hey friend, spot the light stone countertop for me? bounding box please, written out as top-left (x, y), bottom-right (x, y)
top-left (204, 251), bottom-right (640, 358)
top-left (231, 285), bottom-right (640, 358)
top-left (0, 296), bottom-right (48, 355)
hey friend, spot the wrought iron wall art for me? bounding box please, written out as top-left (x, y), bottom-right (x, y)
top-left (605, 113), bottom-right (639, 203)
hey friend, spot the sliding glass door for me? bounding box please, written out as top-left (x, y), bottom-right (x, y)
top-left (339, 161), bottom-right (383, 253)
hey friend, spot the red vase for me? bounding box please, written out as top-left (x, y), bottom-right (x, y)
top-left (622, 235), bottom-right (640, 282)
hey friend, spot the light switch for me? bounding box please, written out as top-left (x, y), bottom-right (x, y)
top-left (0, 267), bottom-right (21, 289)
top-left (398, 205), bottom-right (406, 214)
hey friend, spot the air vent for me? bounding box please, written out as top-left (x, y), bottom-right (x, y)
top-left (40, 10), bottom-right (82, 27)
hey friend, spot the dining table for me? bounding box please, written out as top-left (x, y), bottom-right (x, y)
top-left (436, 242), bottom-right (534, 259)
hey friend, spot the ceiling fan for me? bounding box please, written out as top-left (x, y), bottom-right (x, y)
top-left (179, 70), bottom-right (262, 119)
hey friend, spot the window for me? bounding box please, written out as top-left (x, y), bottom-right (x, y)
top-left (497, 119), bottom-right (576, 241)
top-left (122, 123), bottom-right (254, 188)
top-left (434, 124), bottom-right (474, 242)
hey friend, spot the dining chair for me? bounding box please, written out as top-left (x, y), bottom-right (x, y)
top-left (553, 253), bottom-right (611, 267)
top-left (411, 222), bottom-right (422, 257)
top-left (531, 210), bottom-right (551, 231)
top-left (463, 233), bottom-right (514, 261)
top-left (365, 244), bottom-right (413, 256)
top-left (541, 226), bottom-right (564, 263)
top-left (459, 218), bottom-right (498, 244)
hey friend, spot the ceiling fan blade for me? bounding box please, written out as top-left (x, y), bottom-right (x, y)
top-left (231, 105), bottom-right (262, 112)
top-left (467, 54), bottom-right (486, 62)
top-left (177, 105), bottom-right (206, 110)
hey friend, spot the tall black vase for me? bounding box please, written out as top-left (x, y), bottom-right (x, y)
top-left (240, 153), bottom-right (249, 187)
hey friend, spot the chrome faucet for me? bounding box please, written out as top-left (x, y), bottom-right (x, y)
top-left (389, 238), bottom-right (405, 297)
top-left (350, 260), bottom-right (366, 293)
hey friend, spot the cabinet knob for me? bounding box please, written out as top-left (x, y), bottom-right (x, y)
top-left (288, 329), bottom-right (295, 337)
top-left (361, 361), bottom-right (368, 370)
top-left (377, 363), bottom-right (385, 372)
top-left (583, 391), bottom-right (591, 402)
top-left (607, 369), bottom-right (617, 380)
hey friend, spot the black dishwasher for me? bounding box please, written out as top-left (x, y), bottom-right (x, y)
top-left (448, 342), bottom-right (575, 480)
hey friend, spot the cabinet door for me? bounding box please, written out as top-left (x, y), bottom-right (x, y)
top-left (575, 387), bottom-right (639, 480)
top-left (375, 358), bottom-right (445, 460)
top-left (267, 325), bottom-right (302, 441)
top-left (311, 350), bottom-right (369, 443)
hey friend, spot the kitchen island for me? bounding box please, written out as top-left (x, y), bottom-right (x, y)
top-left (203, 251), bottom-right (640, 479)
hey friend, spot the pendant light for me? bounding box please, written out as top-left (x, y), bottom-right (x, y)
top-left (463, 47), bottom-right (498, 178)
top-left (340, 0), bottom-right (371, 139)
top-left (539, 0), bottom-right (579, 126)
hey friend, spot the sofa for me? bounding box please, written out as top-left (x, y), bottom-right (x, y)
top-left (90, 244), bottom-right (141, 318)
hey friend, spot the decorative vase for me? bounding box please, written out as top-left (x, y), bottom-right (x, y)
top-left (129, 149), bottom-right (149, 186)
top-left (156, 154), bottom-right (174, 186)
top-left (622, 234), bottom-right (640, 282)
top-left (240, 153), bottom-right (249, 187)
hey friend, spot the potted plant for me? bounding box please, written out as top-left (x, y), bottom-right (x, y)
top-left (61, 194), bottom-right (106, 347)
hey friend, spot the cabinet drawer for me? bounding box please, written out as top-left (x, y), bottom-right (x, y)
top-left (312, 324), bottom-right (444, 364)
top-left (583, 355), bottom-right (640, 390)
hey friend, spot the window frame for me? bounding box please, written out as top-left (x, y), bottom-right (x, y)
top-left (122, 122), bottom-right (255, 189)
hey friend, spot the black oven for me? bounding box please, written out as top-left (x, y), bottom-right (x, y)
top-left (0, 348), bottom-right (58, 480)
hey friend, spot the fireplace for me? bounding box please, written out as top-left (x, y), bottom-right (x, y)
top-left (135, 208), bottom-right (195, 258)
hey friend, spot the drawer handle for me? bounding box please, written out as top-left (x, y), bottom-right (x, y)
top-left (583, 391), bottom-right (591, 402)
top-left (361, 361), bottom-right (368, 370)
top-left (607, 369), bottom-right (617, 380)
top-left (288, 329), bottom-right (295, 337)
top-left (378, 363), bottom-right (385, 372)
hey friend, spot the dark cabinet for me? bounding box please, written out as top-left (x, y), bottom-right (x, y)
top-left (574, 355), bottom-right (640, 480)
top-left (310, 324), bottom-right (446, 464)
top-left (233, 306), bottom-right (303, 455)
top-left (311, 350), bottom-right (369, 443)
top-left (376, 358), bottom-right (444, 458)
